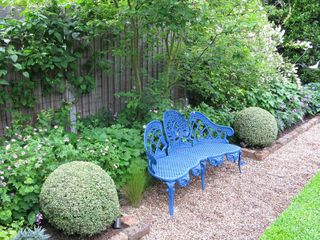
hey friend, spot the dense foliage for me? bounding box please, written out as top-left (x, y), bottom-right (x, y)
top-left (234, 107), bottom-right (278, 147)
top-left (0, 2), bottom-right (101, 108)
top-left (265, 0), bottom-right (320, 84)
top-left (0, 109), bottom-right (144, 237)
top-left (1, 0), bottom-right (320, 238)
top-left (40, 161), bottom-right (120, 236)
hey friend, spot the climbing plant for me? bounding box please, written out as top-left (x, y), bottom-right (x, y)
top-left (0, 1), bottom-right (96, 108)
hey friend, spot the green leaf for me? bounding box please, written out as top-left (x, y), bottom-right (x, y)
top-left (13, 63), bottom-right (22, 71)
top-left (27, 211), bottom-right (36, 225)
top-left (22, 72), bottom-right (30, 78)
top-left (0, 79), bottom-right (9, 85)
top-left (71, 32), bottom-right (80, 40)
top-left (10, 54), bottom-right (18, 62)
top-left (0, 209), bottom-right (12, 222)
top-left (0, 69), bottom-right (7, 77)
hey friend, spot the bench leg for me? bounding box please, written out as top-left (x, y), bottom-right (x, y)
top-left (238, 151), bottom-right (242, 173)
top-left (166, 181), bottom-right (176, 216)
top-left (201, 160), bottom-right (206, 190)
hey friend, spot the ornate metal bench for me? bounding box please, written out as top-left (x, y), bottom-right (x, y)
top-left (144, 110), bottom-right (245, 216)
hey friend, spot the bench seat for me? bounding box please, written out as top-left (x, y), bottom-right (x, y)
top-left (149, 153), bottom-right (201, 182)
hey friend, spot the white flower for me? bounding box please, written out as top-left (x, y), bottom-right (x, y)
top-left (54, 125), bottom-right (58, 129)
top-left (64, 137), bottom-right (70, 143)
top-left (21, 151), bottom-right (26, 156)
top-left (143, 125), bottom-right (146, 129)
top-left (11, 139), bottom-right (16, 142)
top-left (5, 144), bottom-right (10, 151)
top-left (13, 154), bottom-right (18, 159)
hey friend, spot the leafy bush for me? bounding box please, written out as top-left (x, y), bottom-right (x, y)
top-left (77, 125), bottom-right (145, 188)
top-left (13, 226), bottom-right (50, 240)
top-left (124, 160), bottom-right (148, 208)
top-left (266, 0), bottom-right (320, 84)
top-left (0, 1), bottom-right (97, 108)
top-left (0, 110), bottom-right (145, 231)
top-left (303, 83), bottom-right (320, 114)
top-left (80, 107), bottom-right (114, 128)
top-left (234, 107), bottom-right (278, 147)
top-left (186, 1), bottom-right (300, 110)
top-left (246, 82), bottom-right (315, 131)
top-left (182, 103), bottom-right (235, 127)
top-left (40, 161), bottom-right (120, 236)
top-left (0, 220), bottom-right (24, 240)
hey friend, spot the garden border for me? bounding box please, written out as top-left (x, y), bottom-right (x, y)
top-left (242, 115), bottom-right (320, 160)
top-left (107, 215), bottom-right (150, 240)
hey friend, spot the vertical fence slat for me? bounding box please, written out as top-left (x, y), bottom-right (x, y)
top-left (0, 32), bottom-right (164, 134)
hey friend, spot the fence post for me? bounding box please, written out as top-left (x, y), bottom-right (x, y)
top-left (66, 85), bottom-right (77, 133)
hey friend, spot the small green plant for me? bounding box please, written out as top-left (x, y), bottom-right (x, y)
top-left (124, 160), bottom-right (148, 207)
top-left (234, 107), bottom-right (278, 148)
top-left (13, 226), bottom-right (50, 240)
top-left (40, 161), bottom-right (120, 236)
top-left (80, 107), bottom-right (114, 129)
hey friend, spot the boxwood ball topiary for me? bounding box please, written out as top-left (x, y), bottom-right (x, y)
top-left (234, 107), bottom-right (278, 147)
top-left (40, 161), bottom-right (120, 236)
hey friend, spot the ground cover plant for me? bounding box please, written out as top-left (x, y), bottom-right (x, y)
top-left (260, 172), bottom-right (320, 240)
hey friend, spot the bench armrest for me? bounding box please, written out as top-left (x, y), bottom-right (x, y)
top-left (189, 111), bottom-right (234, 144)
top-left (146, 152), bottom-right (157, 175)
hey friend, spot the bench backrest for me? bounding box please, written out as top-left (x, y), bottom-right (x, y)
top-left (163, 110), bottom-right (192, 153)
top-left (188, 111), bottom-right (230, 144)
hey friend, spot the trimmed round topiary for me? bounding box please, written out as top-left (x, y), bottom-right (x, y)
top-left (40, 161), bottom-right (120, 236)
top-left (234, 107), bottom-right (278, 147)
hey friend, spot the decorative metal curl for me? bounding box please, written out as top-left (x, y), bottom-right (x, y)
top-left (208, 155), bottom-right (224, 167)
top-left (226, 152), bottom-right (240, 163)
top-left (177, 173), bottom-right (190, 187)
top-left (191, 163), bottom-right (201, 176)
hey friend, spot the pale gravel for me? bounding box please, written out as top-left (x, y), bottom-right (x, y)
top-left (122, 123), bottom-right (320, 240)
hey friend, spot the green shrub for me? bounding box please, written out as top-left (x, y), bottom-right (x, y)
top-left (234, 107), bottom-right (278, 147)
top-left (246, 82), bottom-right (315, 131)
top-left (0, 110), bottom-right (145, 230)
top-left (40, 161), bottom-right (120, 236)
top-left (78, 124), bottom-right (145, 188)
top-left (266, 0), bottom-right (320, 84)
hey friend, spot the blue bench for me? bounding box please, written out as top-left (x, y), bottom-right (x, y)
top-left (143, 110), bottom-right (245, 216)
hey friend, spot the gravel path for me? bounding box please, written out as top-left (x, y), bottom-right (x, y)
top-left (122, 123), bottom-right (320, 240)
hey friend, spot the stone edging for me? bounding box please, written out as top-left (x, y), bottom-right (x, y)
top-left (109, 215), bottom-right (150, 240)
top-left (242, 115), bottom-right (320, 160)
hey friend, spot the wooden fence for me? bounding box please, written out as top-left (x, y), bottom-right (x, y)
top-left (0, 7), bottom-right (167, 135)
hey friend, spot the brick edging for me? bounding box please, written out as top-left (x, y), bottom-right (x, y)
top-left (242, 115), bottom-right (320, 160)
top-left (109, 215), bottom-right (150, 240)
